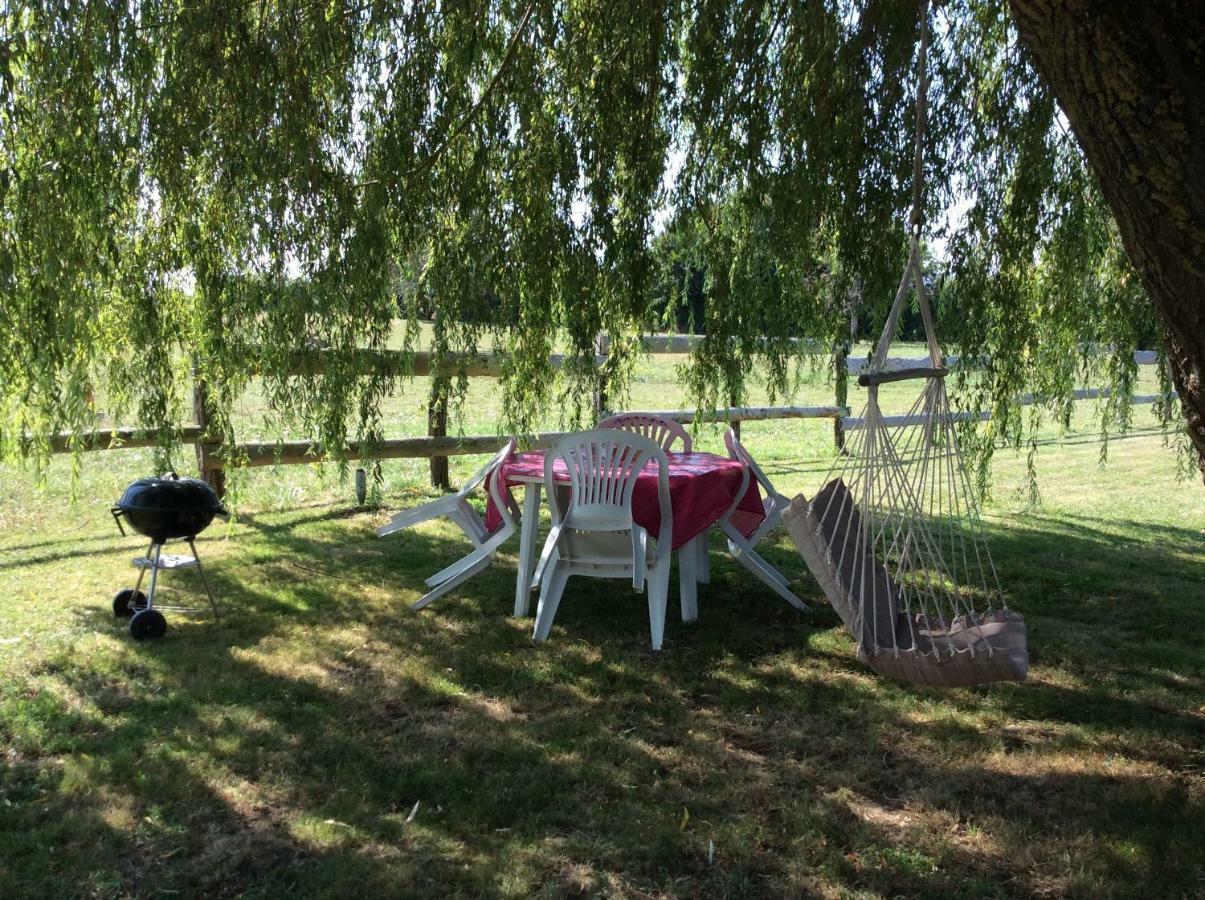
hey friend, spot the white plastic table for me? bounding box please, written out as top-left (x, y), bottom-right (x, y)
top-left (494, 450), bottom-right (767, 622)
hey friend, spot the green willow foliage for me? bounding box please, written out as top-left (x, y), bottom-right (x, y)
top-left (0, 0), bottom-right (1170, 478)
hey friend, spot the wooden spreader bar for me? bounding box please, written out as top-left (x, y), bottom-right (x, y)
top-left (858, 366), bottom-right (947, 388)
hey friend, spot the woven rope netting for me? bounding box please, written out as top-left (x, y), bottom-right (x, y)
top-left (784, 1), bottom-right (1027, 685)
top-left (789, 239), bottom-right (1028, 686)
top-left (836, 323), bottom-right (1003, 636)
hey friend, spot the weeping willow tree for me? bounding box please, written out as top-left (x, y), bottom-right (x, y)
top-left (0, 0), bottom-right (1199, 483)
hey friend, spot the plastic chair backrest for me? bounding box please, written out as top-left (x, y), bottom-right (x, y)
top-left (484, 438), bottom-right (518, 529)
top-left (464, 439), bottom-right (518, 496)
top-left (598, 413), bottom-right (692, 453)
top-left (724, 428), bottom-right (775, 496)
top-left (546, 430), bottom-right (668, 530)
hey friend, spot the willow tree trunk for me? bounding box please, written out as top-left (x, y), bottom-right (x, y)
top-left (1008, 0), bottom-right (1205, 480)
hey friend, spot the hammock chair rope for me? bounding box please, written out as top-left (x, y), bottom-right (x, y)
top-left (870, 0), bottom-right (940, 374)
top-left (785, 0), bottom-right (1029, 687)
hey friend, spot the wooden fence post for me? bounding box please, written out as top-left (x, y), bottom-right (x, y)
top-left (192, 375), bottom-right (226, 499)
top-left (428, 306), bottom-right (452, 491)
top-left (594, 333), bottom-right (609, 422)
top-left (833, 304), bottom-right (858, 451)
top-left (428, 378), bottom-right (451, 490)
top-left (729, 387), bottom-right (741, 440)
top-left (833, 353), bottom-right (849, 452)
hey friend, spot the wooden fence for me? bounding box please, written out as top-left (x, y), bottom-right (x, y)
top-left (42, 336), bottom-right (1168, 498)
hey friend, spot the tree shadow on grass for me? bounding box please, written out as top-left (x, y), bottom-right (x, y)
top-left (0, 533), bottom-right (136, 572)
top-left (3, 500), bottom-right (1203, 898)
top-left (978, 511), bottom-right (1204, 681)
top-left (0, 529), bottom-right (127, 556)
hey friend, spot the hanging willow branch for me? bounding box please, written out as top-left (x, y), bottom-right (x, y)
top-left (0, 0), bottom-right (1174, 481)
top-left (409, 0), bottom-right (536, 178)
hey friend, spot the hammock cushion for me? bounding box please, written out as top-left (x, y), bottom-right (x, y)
top-left (787, 479), bottom-right (899, 650)
top-left (869, 609), bottom-right (1028, 686)
top-left (784, 480), bottom-right (1028, 687)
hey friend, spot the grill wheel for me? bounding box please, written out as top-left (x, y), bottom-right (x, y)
top-left (129, 608), bottom-right (167, 640)
top-left (112, 589), bottom-right (148, 618)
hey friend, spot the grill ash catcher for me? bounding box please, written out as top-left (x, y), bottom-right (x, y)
top-left (110, 472), bottom-right (228, 639)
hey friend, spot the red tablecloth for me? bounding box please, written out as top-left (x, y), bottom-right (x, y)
top-left (484, 450), bottom-right (764, 550)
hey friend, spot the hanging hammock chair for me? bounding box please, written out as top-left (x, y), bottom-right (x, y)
top-left (784, 0), bottom-right (1028, 687)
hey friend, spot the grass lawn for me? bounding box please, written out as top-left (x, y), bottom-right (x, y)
top-left (1, 351), bottom-right (1202, 898)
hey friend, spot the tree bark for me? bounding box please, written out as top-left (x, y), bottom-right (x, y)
top-left (1009, 0), bottom-right (1205, 480)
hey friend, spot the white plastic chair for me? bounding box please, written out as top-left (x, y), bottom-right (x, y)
top-left (598, 413), bottom-right (692, 452)
top-left (531, 430), bottom-right (673, 650)
top-left (377, 439), bottom-right (519, 609)
top-left (719, 429), bottom-right (808, 611)
top-left (599, 411), bottom-right (709, 593)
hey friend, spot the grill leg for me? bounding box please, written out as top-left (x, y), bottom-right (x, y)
top-left (145, 543), bottom-right (164, 610)
top-left (188, 539), bottom-right (220, 621)
top-left (130, 541), bottom-right (154, 595)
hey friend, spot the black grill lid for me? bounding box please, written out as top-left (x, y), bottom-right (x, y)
top-left (116, 472), bottom-right (225, 513)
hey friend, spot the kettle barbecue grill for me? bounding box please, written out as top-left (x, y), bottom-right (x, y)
top-left (110, 472), bottom-right (227, 639)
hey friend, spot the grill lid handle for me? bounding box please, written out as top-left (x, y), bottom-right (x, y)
top-left (110, 505), bottom-right (127, 536)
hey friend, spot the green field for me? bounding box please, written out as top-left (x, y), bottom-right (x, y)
top-left (1, 349), bottom-right (1202, 898)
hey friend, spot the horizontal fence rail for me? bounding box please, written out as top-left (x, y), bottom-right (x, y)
top-left (272, 343), bottom-right (1158, 377)
top-left (276, 348), bottom-right (609, 379)
top-left (216, 432), bottom-right (572, 470)
top-left (621, 405), bottom-right (846, 424)
top-left (841, 390), bottom-right (1178, 430)
top-left (35, 336), bottom-right (1169, 498)
top-left (44, 426), bottom-right (205, 454)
